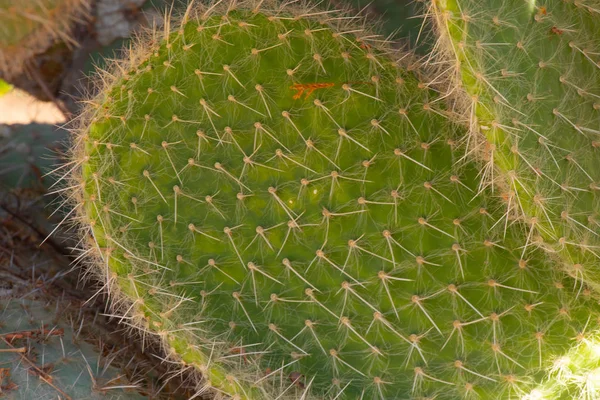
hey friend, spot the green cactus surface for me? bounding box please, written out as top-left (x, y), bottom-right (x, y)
top-left (65, 0), bottom-right (600, 398)
top-left (0, 0), bottom-right (88, 78)
top-left (429, 0), bottom-right (600, 292)
top-left (0, 297), bottom-right (147, 399)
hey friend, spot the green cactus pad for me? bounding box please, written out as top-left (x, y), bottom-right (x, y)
top-left (0, 0), bottom-right (89, 78)
top-left (429, 0), bottom-right (600, 291)
top-left (67, 1), bottom-right (600, 398)
top-left (0, 297), bottom-right (147, 399)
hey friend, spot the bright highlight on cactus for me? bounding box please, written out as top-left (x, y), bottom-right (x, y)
top-left (0, 0), bottom-right (89, 78)
top-left (429, 0), bottom-right (600, 291)
top-left (63, 0), bottom-right (600, 398)
top-left (525, 334), bottom-right (600, 399)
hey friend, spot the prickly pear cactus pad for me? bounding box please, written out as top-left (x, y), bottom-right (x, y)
top-left (66, 0), bottom-right (600, 398)
top-left (0, 297), bottom-right (147, 399)
top-left (0, 0), bottom-right (89, 78)
top-left (429, 0), bottom-right (600, 291)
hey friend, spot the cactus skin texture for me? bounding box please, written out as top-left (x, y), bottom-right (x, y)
top-left (429, 0), bottom-right (600, 292)
top-left (66, 0), bottom-right (600, 398)
top-left (0, 0), bottom-right (89, 79)
top-left (0, 297), bottom-right (147, 399)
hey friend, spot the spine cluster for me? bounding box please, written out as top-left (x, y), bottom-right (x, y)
top-left (0, 0), bottom-right (89, 79)
top-left (429, 0), bottom-right (600, 289)
top-left (0, 296), bottom-right (147, 399)
top-left (55, 0), bottom-right (600, 399)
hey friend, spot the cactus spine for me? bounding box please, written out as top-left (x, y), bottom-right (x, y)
top-left (0, 0), bottom-right (89, 79)
top-left (0, 297), bottom-right (147, 399)
top-left (62, 0), bottom-right (600, 398)
top-left (429, 0), bottom-right (600, 291)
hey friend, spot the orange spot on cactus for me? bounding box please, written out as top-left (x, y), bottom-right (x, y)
top-left (290, 81), bottom-right (374, 100)
top-left (290, 82), bottom-right (335, 99)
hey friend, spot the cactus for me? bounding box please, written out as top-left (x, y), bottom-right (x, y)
top-left (0, 296), bottom-right (148, 399)
top-left (0, 0), bottom-right (89, 79)
top-left (341, 0), bottom-right (424, 49)
top-left (428, 0), bottom-right (600, 291)
top-left (524, 333), bottom-right (600, 399)
top-left (61, 0), bottom-right (600, 398)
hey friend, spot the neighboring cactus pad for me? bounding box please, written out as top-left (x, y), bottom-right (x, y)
top-left (0, 0), bottom-right (89, 79)
top-left (0, 297), bottom-right (147, 399)
top-left (67, 1), bottom-right (600, 398)
top-left (430, 0), bottom-right (600, 290)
